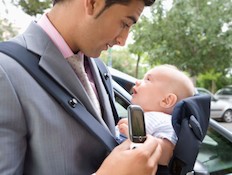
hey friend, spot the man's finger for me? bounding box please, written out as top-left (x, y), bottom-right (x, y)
top-left (114, 139), bottom-right (131, 151)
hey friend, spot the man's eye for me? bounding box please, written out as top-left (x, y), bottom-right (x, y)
top-left (122, 22), bottom-right (130, 29)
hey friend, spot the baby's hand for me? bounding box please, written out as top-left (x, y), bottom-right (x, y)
top-left (117, 118), bottom-right (129, 137)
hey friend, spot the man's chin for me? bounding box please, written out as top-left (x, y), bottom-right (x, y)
top-left (85, 52), bottom-right (101, 58)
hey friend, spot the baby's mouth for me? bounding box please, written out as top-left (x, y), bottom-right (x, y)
top-left (132, 87), bottom-right (137, 94)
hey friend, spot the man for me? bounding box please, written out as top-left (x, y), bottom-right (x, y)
top-left (0, 0), bottom-right (161, 174)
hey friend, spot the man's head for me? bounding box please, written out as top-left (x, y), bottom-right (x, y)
top-left (131, 64), bottom-right (195, 114)
top-left (49, 0), bottom-right (155, 57)
top-left (52, 0), bottom-right (155, 7)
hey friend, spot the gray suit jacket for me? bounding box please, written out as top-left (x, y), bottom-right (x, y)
top-left (0, 21), bottom-right (116, 175)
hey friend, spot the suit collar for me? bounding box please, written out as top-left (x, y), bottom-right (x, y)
top-left (21, 22), bottom-right (114, 132)
top-left (23, 22), bottom-right (86, 101)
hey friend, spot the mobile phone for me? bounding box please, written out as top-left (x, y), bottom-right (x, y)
top-left (127, 105), bottom-right (147, 147)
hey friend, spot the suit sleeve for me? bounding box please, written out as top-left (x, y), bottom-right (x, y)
top-left (0, 63), bottom-right (27, 174)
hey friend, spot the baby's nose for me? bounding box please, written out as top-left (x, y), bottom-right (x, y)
top-left (135, 79), bottom-right (141, 86)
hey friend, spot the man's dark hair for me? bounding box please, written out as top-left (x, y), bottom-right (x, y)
top-left (53, 0), bottom-right (155, 8)
top-left (95, 0), bottom-right (155, 18)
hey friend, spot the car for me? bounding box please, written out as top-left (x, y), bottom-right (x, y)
top-left (110, 68), bottom-right (232, 175)
top-left (215, 87), bottom-right (232, 102)
top-left (108, 67), bottom-right (137, 94)
top-left (196, 87), bottom-right (232, 123)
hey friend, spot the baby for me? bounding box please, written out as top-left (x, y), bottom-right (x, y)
top-left (118, 64), bottom-right (195, 166)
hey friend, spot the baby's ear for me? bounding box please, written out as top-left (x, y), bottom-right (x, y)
top-left (160, 93), bottom-right (177, 108)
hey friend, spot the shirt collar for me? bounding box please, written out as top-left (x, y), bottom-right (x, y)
top-left (37, 13), bottom-right (73, 58)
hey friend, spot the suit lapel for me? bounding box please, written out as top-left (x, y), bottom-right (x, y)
top-left (88, 58), bottom-right (116, 134)
top-left (21, 22), bottom-right (115, 133)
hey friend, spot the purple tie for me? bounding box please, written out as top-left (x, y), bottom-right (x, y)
top-left (67, 53), bottom-right (102, 117)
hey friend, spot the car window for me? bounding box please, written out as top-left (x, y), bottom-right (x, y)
top-left (115, 96), bottom-right (128, 118)
top-left (217, 88), bottom-right (232, 95)
top-left (222, 89), bottom-right (232, 95)
top-left (114, 90), bottom-right (130, 119)
top-left (198, 89), bottom-right (210, 95)
top-left (197, 127), bottom-right (232, 174)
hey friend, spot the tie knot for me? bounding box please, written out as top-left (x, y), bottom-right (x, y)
top-left (67, 53), bottom-right (83, 63)
top-left (67, 53), bottom-right (85, 74)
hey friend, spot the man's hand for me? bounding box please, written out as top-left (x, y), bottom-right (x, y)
top-left (95, 135), bottom-right (162, 175)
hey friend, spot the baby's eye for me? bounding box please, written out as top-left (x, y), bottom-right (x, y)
top-left (143, 77), bottom-right (149, 82)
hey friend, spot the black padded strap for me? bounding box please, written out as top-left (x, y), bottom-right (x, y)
top-left (0, 41), bottom-right (118, 151)
top-left (169, 94), bottom-right (210, 175)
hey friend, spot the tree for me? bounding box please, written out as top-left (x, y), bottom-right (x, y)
top-left (130, 0), bottom-right (232, 89)
top-left (128, 16), bottom-right (154, 78)
top-left (0, 1), bottom-right (18, 41)
top-left (197, 70), bottom-right (222, 93)
top-left (160, 0), bottom-right (232, 76)
top-left (129, 0), bottom-right (172, 77)
top-left (11, 0), bottom-right (51, 16)
top-left (0, 18), bottom-right (18, 41)
top-left (100, 49), bottom-right (144, 77)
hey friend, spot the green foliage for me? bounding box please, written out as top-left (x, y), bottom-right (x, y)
top-left (129, 0), bottom-right (232, 89)
top-left (100, 48), bottom-right (144, 78)
top-left (11, 0), bottom-right (52, 16)
top-left (197, 72), bottom-right (232, 93)
top-left (0, 18), bottom-right (18, 41)
top-left (196, 70), bottom-right (222, 92)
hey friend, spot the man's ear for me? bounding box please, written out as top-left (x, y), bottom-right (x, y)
top-left (160, 93), bottom-right (177, 108)
top-left (85, 0), bottom-right (95, 15)
top-left (85, 0), bottom-right (100, 15)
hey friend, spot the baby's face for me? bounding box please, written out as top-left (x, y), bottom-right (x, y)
top-left (131, 68), bottom-right (169, 112)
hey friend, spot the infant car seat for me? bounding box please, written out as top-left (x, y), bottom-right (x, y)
top-left (167, 94), bottom-right (211, 175)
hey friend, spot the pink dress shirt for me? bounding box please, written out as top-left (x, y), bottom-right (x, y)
top-left (37, 13), bottom-right (99, 95)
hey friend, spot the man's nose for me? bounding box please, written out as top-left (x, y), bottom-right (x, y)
top-left (115, 29), bottom-right (129, 46)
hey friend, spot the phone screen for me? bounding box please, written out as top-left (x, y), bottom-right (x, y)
top-left (131, 108), bottom-right (146, 137)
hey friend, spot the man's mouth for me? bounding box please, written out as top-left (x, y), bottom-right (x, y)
top-left (108, 44), bottom-right (113, 48)
top-left (104, 44), bottom-right (112, 51)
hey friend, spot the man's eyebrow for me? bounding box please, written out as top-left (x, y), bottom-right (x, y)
top-left (127, 16), bottom-right (137, 24)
